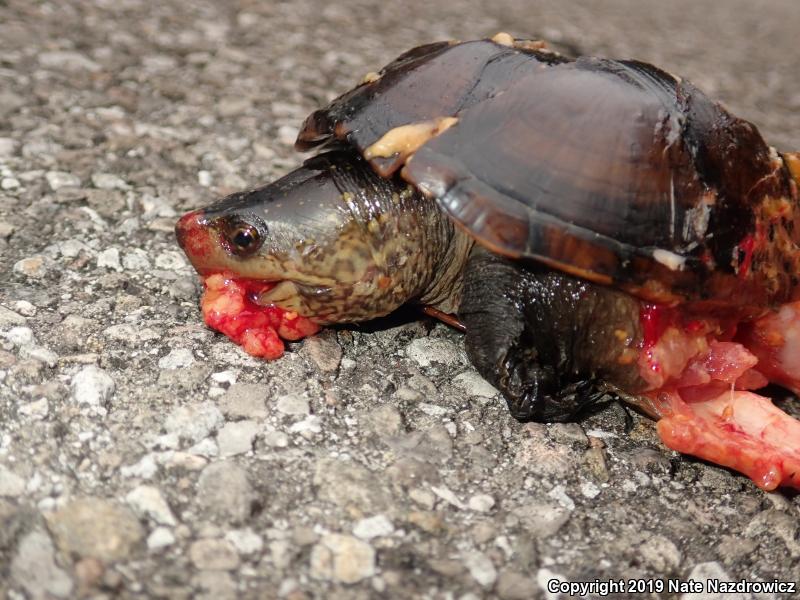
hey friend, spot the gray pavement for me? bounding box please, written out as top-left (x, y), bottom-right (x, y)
top-left (1, 0), bottom-right (799, 598)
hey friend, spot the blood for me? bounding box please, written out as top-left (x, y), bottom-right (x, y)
top-left (637, 300), bottom-right (800, 490)
top-left (200, 273), bottom-right (320, 359)
top-left (737, 233), bottom-right (756, 278)
top-left (640, 303), bottom-right (676, 374)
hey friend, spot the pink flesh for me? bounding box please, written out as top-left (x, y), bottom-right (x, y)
top-left (200, 273), bottom-right (320, 359)
top-left (639, 302), bottom-right (800, 490)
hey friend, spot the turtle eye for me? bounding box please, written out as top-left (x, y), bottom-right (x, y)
top-left (222, 218), bottom-right (264, 257)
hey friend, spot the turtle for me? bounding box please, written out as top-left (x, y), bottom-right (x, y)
top-left (176, 34), bottom-right (800, 491)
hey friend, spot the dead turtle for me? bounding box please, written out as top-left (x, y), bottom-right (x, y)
top-left (176, 34), bottom-right (800, 491)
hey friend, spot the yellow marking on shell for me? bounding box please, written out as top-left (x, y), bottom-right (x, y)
top-left (614, 329), bottom-right (629, 341)
top-left (491, 32), bottom-right (514, 46)
top-left (785, 152), bottom-right (800, 185)
top-left (761, 196), bottom-right (792, 219)
top-left (360, 71), bottom-right (381, 85)
top-left (652, 249), bottom-right (686, 271)
top-left (513, 39), bottom-right (548, 51)
top-left (363, 117), bottom-right (459, 160)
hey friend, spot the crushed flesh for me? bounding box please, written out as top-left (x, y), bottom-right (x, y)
top-left (200, 273), bottom-right (320, 360)
top-left (637, 301), bottom-right (800, 490)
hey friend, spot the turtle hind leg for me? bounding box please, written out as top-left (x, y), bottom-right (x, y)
top-left (458, 248), bottom-right (593, 422)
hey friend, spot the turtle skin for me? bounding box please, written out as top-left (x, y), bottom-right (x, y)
top-left (297, 36), bottom-right (800, 313)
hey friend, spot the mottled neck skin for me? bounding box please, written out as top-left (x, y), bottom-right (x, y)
top-left (336, 174), bottom-right (474, 320)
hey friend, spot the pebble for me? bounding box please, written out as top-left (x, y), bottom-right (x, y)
top-left (4, 325), bottom-right (34, 347)
top-left (638, 534), bottom-right (682, 572)
top-left (70, 365), bottom-right (115, 409)
top-left (547, 485), bottom-right (575, 511)
top-left (198, 170), bottom-right (213, 186)
top-left (47, 497), bottom-right (144, 560)
top-left (225, 528), bottom-right (264, 555)
top-left (38, 50), bottom-right (101, 72)
top-left (96, 248), bottom-right (122, 271)
top-left (147, 527), bottom-right (176, 550)
top-left (140, 194), bottom-right (177, 219)
top-left (164, 402), bottom-right (224, 443)
top-left (431, 485), bottom-right (466, 510)
top-left (288, 415), bottom-right (322, 436)
top-left (548, 423), bottom-right (589, 447)
top-left (405, 337), bottom-right (464, 367)
top-left (19, 397), bottom-right (49, 419)
top-left (0, 306), bottom-right (26, 329)
top-left (74, 557), bottom-right (104, 595)
top-left (45, 171), bottom-right (81, 190)
top-left (188, 438), bottom-right (219, 457)
top-left (0, 220), bottom-right (15, 238)
top-left (408, 488), bottom-right (436, 510)
top-left (468, 493), bottom-right (495, 512)
top-left (314, 458), bottom-right (393, 513)
top-left (275, 393), bottom-right (310, 416)
top-left (154, 250), bottom-right (188, 270)
top-left (353, 515), bottom-right (394, 540)
top-left (219, 383), bottom-right (268, 419)
top-left (158, 347), bottom-right (195, 369)
top-left (12, 301), bottom-right (36, 316)
top-left (13, 255), bottom-right (47, 278)
top-left (462, 550), bottom-right (497, 588)
top-left (92, 172), bottom-right (130, 190)
top-left (196, 461), bottom-right (256, 524)
top-left (0, 137), bottom-right (18, 157)
top-left (580, 481), bottom-right (601, 499)
top-left (310, 534), bottom-right (375, 584)
top-left (453, 370), bottom-right (499, 398)
top-left (22, 345), bottom-right (58, 366)
top-left (1, 176), bottom-right (20, 190)
top-left (0, 465), bottom-right (26, 497)
top-left (59, 239), bottom-right (90, 258)
top-left (193, 570), bottom-right (237, 600)
top-left (11, 530), bottom-right (74, 598)
top-left (122, 249), bottom-right (151, 270)
top-left (263, 429), bottom-right (289, 448)
top-left (496, 571), bottom-right (536, 600)
top-left (125, 485), bottom-right (177, 526)
top-left (120, 454), bottom-right (158, 479)
top-left (189, 538), bottom-right (240, 570)
top-left (301, 331), bottom-right (342, 373)
top-left (512, 502), bottom-right (570, 538)
top-left (217, 420), bottom-right (259, 457)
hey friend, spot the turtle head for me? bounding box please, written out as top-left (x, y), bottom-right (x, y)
top-left (176, 150), bottom-right (442, 323)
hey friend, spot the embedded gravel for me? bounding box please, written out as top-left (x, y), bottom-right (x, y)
top-left (1, 1), bottom-right (799, 599)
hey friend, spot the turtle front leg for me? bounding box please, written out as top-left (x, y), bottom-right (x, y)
top-left (459, 248), bottom-right (644, 422)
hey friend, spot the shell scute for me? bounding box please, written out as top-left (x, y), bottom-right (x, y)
top-left (298, 36), bottom-right (800, 309)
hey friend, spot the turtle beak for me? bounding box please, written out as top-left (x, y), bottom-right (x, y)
top-left (175, 209), bottom-right (219, 271)
top-left (175, 210), bottom-right (206, 250)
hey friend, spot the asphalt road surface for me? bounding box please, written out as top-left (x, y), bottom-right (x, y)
top-left (1, 0), bottom-right (799, 598)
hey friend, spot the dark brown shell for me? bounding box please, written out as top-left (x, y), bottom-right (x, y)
top-left (297, 37), bottom-right (800, 310)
